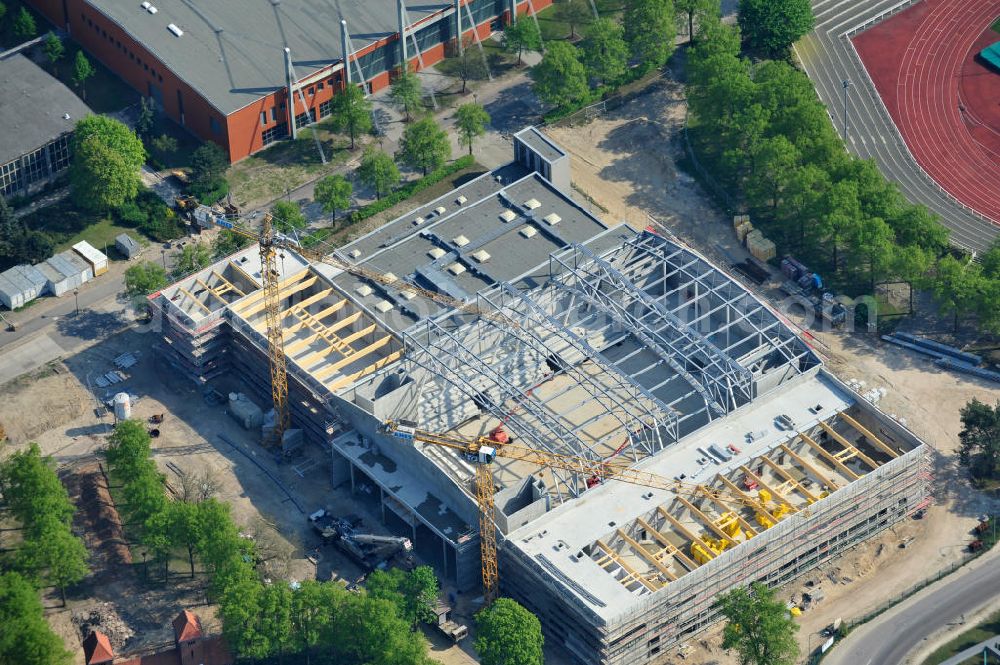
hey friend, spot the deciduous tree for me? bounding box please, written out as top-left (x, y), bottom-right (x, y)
top-left (71, 51), bottom-right (95, 100)
top-left (455, 103), bottom-right (490, 156)
top-left (12, 7), bottom-right (36, 39)
top-left (531, 41), bottom-right (589, 108)
top-left (959, 399), bottom-right (1000, 481)
top-left (716, 582), bottom-right (799, 665)
top-left (397, 116), bottom-right (451, 176)
top-left (390, 66), bottom-right (424, 122)
top-left (270, 200), bottom-right (307, 233)
top-left (172, 242), bottom-right (212, 277)
top-left (452, 40), bottom-right (489, 93)
top-left (503, 19), bottom-right (543, 65)
top-left (190, 142), bottom-right (230, 202)
top-left (0, 572), bottom-right (72, 665)
top-left (43, 32), bottom-right (65, 74)
top-left (366, 566), bottom-right (439, 628)
top-left (124, 262), bottom-right (168, 299)
top-left (70, 115), bottom-right (145, 211)
top-left (475, 598), bottom-right (544, 665)
top-left (581, 18), bottom-right (629, 86)
top-left (329, 84), bottom-right (373, 150)
top-left (314, 174), bottom-right (352, 221)
top-left (676, 0), bottom-right (719, 41)
top-left (623, 0), bottom-right (676, 72)
top-left (738, 0), bottom-right (814, 56)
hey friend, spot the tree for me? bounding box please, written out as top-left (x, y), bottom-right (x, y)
top-left (358, 147), bottom-right (400, 199)
top-left (390, 67), bottom-right (424, 122)
top-left (172, 242), bottom-right (212, 277)
top-left (930, 255), bottom-right (982, 333)
top-left (212, 229), bottom-right (252, 258)
top-left (455, 103), bottom-right (490, 156)
top-left (136, 97), bottom-right (156, 140)
top-left (124, 262), bottom-right (168, 299)
top-left (475, 598), bottom-right (544, 665)
top-left (71, 51), bottom-right (95, 100)
top-left (398, 116), bottom-right (451, 176)
top-left (532, 41), bottom-right (590, 108)
top-left (189, 142), bottom-right (230, 202)
top-left (324, 594), bottom-right (429, 665)
top-left (167, 501), bottom-right (203, 578)
top-left (958, 398), bottom-right (1000, 481)
top-left (676, 0), bottom-right (718, 41)
top-left (270, 200), bottom-right (307, 234)
top-left (738, 0), bottom-right (814, 56)
top-left (0, 572), bottom-right (72, 665)
top-left (452, 41), bottom-right (489, 93)
top-left (0, 196), bottom-right (18, 260)
top-left (365, 566), bottom-right (439, 628)
top-left (42, 32), bottom-right (65, 74)
top-left (623, 0), bottom-right (676, 72)
top-left (12, 7), bottom-right (35, 40)
top-left (329, 84), bottom-right (373, 150)
top-left (0, 3), bottom-right (7, 25)
top-left (0, 443), bottom-right (75, 527)
top-left (314, 174), bottom-right (352, 221)
top-left (581, 18), bottom-right (629, 86)
top-left (503, 19), bottom-right (543, 65)
top-left (716, 582), bottom-right (799, 665)
top-left (70, 115), bottom-right (146, 211)
top-left (151, 134), bottom-right (178, 155)
top-left (554, 0), bottom-right (593, 39)
top-left (17, 516), bottom-right (89, 605)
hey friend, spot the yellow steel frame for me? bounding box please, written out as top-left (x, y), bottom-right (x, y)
top-left (476, 464), bottom-right (499, 604)
top-left (259, 216), bottom-right (290, 444)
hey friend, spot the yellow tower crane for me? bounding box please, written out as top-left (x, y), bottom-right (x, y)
top-left (380, 420), bottom-right (805, 604)
top-left (213, 215), bottom-right (513, 443)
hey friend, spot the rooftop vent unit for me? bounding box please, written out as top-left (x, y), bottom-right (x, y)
top-left (348, 249), bottom-right (361, 259)
top-left (452, 234), bottom-right (470, 247)
top-left (374, 300), bottom-right (394, 313)
top-left (427, 247), bottom-right (446, 259)
top-left (355, 284), bottom-right (373, 297)
top-left (147, 4), bottom-right (158, 13)
top-left (434, 206), bottom-right (446, 215)
top-left (167, 23), bottom-right (183, 37)
top-left (399, 289), bottom-right (416, 300)
top-left (456, 195), bottom-right (467, 205)
top-left (471, 250), bottom-right (491, 263)
top-left (411, 216), bottom-right (424, 226)
top-left (382, 272), bottom-right (398, 283)
top-left (543, 213), bottom-right (561, 226)
top-left (499, 210), bottom-right (517, 223)
top-left (520, 226), bottom-right (537, 239)
top-left (447, 262), bottom-right (467, 276)
top-left (523, 198), bottom-right (541, 210)
top-left (141, 1), bottom-right (151, 8)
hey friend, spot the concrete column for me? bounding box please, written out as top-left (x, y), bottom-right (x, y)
top-left (455, 0), bottom-right (462, 55)
top-left (380, 486), bottom-right (386, 523)
top-left (442, 539), bottom-right (449, 579)
top-left (397, 0), bottom-right (408, 72)
top-left (284, 47), bottom-right (297, 139)
top-left (340, 20), bottom-right (351, 86)
top-left (349, 461), bottom-right (356, 493)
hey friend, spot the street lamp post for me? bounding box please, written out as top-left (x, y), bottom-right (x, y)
top-left (842, 79), bottom-right (852, 142)
top-left (160, 249), bottom-right (167, 269)
top-left (73, 289), bottom-right (80, 315)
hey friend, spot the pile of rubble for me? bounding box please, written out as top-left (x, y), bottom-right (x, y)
top-left (73, 603), bottom-right (134, 649)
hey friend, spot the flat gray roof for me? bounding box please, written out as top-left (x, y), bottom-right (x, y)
top-left (515, 126), bottom-right (565, 163)
top-left (0, 54), bottom-right (91, 165)
top-left (86, 0), bottom-right (449, 115)
top-left (328, 167), bottom-right (616, 330)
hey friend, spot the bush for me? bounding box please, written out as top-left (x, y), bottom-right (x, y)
top-left (347, 155), bottom-right (474, 225)
top-left (116, 202), bottom-right (147, 227)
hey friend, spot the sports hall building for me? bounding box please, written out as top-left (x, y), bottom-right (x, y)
top-left (26, 0), bottom-right (548, 161)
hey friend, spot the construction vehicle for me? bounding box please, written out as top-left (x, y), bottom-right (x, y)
top-left (309, 509), bottom-right (414, 570)
top-left (381, 419), bottom-right (815, 604)
top-left (206, 213), bottom-right (515, 445)
top-left (431, 600), bottom-right (468, 642)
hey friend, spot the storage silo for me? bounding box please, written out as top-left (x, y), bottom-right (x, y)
top-left (112, 392), bottom-right (131, 421)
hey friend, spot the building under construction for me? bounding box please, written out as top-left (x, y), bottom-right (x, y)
top-left (149, 128), bottom-right (931, 664)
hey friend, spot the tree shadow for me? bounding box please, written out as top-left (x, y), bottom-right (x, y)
top-left (482, 81), bottom-right (543, 133)
top-left (56, 309), bottom-right (129, 341)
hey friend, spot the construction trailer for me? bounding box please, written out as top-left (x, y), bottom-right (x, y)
top-left (148, 129), bottom-right (931, 664)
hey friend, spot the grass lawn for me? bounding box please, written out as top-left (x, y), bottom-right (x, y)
top-left (20, 199), bottom-right (137, 256)
top-left (227, 126), bottom-right (351, 209)
top-left (922, 610), bottom-right (1000, 665)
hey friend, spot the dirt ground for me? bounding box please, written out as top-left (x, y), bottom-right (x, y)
top-left (0, 328), bottom-right (478, 663)
top-left (544, 80), bottom-right (1000, 664)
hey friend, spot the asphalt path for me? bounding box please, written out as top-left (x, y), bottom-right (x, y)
top-left (822, 547), bottom-right (1000, 665)
top-left (796, 0), bottom-right (999, 254)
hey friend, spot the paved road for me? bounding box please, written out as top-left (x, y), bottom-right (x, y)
top-left (823, 547), bottom-right (1000, 665)
top-left (796, 0), bottom-right (999, 254)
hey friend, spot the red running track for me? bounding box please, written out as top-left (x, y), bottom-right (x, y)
top-left (853, 0), bottom-right (1000, 225)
